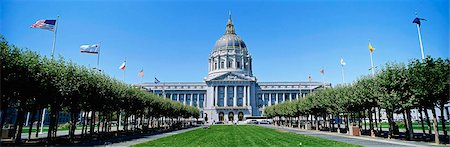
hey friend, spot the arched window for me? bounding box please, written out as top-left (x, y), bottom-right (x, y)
top-left (219, 112), bottom-right (224, 122)
top-left (214, 62), bottom-right (217, 70)
top-left (238, 112), bottom-right (244, 121)
top-left (228, 112), bottom-right (234, 122)
top-left (220, 62), bottom-right (224, 69)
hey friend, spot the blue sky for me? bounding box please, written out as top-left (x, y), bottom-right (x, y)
top-left (1, 0), bottom-right (448, 85)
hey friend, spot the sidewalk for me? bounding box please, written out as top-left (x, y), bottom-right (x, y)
top-left (260, 125), bottom-right (438, 147)
top-left (105, 127), bottom-right (201, 146)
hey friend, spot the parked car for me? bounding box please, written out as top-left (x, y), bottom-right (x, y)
top-left (259, 120), bottom-right (271, 124)
top-left (248, 120), bottom-right (259, 124)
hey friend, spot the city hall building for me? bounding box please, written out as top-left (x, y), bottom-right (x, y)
top-left (137, 15), bottom-right (331, 123)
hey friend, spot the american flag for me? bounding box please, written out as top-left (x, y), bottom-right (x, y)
top-left (138, 69), bottom-right (144, 77)
top-left (31, 19), bottom-right (56, 31)
top-left (320, 69), bottom-right (325, 75)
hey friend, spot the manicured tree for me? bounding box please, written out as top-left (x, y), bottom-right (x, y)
top-left (376, 63), bottom-right (408, 139)
top-left (409, 57), bottom-right (450, 144)
top-left (354, 77), bottom-right (379, 136)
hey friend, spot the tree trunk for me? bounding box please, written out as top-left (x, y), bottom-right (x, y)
top-left (387, 110), bottom-right (394, 139)
top-left (35, 108), bottom-right (43, 138)
top-left (369, 108), bottom-right (375, 137)
top-left (337, 115), bottom-right (341, 133)
top-left (315, 115), bottom-right (319, 131)
top-left (116, 111), bottom-right (120, 133)
top-left (374, 107), bottom-right (378, 132)
top-left (440, 105), bottom-right (447, 144)
top-left (404, 109), bottom-right (414, 141)
top-left (27, 109), bottom-right (37, 140)
top-left (378, 107), bottom-right (382, 132)
top-left (431, 108), bottom-right (440, 144)
top-left (419, 107), bottom-right (426, 136)
top-left (364, 111), bottom-right (367, 131)
top-left (14, 103), bottom-right (25, 144)
top-left (425, 108), bottom-right (432, 135)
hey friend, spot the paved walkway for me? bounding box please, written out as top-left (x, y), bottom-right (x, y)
top-left (260, 125), bottom-right (438, 147)
top-left (103, 127), bottom-right (200, 146)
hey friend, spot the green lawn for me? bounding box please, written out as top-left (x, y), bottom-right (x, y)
top-left (136, 125), bottom-right (359, 147)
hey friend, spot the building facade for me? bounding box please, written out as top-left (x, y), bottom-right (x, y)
top-left (137, 14), bottom-right (331, 123)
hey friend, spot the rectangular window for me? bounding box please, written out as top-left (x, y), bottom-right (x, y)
top-left (237, 86), bottom-right (244, 106)
top-left (218, 86), bottom-right (224, 107)
top-left (257, 94), bottom-right (263, 108)
top-left (271, 93), bottom-right (276, 105)
top-left (199, 94), bottom-right (204, 108)
top-left (264, 93), bottom-right (269, 106)
top-left (172, 94), bottom-right (178, 101)
top-left (291, 93), bottom-right (297, 100)
top-left (278, 93), bottom-right (284, 103)
top-left (227, 61), bottom-right (232, 68)
top-left (193, 94), bottom-right (198, 107)
top-left (236, 62), bottom-right (240, 68)
top-left (179, 94), bottom-right (185, 103)
top-left (220, 62), bottom-right (224, 69)
top-left (186, 94), bottom-right (191, 105)
top-left (227, 86), bottom-right (234, 106)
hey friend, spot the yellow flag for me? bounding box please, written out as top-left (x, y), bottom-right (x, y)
top-left (368, 41), bottom-right (375, 52)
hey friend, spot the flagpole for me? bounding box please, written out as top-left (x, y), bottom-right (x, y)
top-left (97, 42), bottom-right (101, 69)
top-left (321, 70), bottom-right (325, 88)
top-left (416, 23), bottom-right (425, 59)
top-left (341, 65), bottom-right (345, 83)
top-left (51, 16), bottom-right (60, 60)
top-left (370, 51), bottom-right (375, 76)
top-left (41, 15), bottom-right (59, 134)
top-left (123, 57), bottom-right (126, 82)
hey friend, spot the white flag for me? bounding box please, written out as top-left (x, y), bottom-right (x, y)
top-left (80, 44), bottom-right (100, 54)
top-left (119, 61), bottom-right (126, 70)
top-left (340, 58), bottom-right (346, 66)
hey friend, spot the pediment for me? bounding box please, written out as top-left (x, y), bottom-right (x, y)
top-left (205, 72), bottom-right (256, 81)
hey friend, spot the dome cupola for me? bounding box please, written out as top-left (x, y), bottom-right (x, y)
top-left (207, 12), bottom-right (253, 78)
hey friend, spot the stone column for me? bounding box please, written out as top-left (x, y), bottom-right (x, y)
top-left (289, 93), bottom-right (292, 101)
top-left (246, 86), bottom-right (250, 106)
top-left (282, 93), bottom-right (285, 102)
top-left (224, 86), bottom-right (228, 107)
top-left (184, 94), bottom-right (187, 105)
top-left (269, 93), bottom-right (272, 106)
top-left (197, 94), bottom-right (200, 108)
top-left (218, 56), bottom-right (221, 69)
top-left (233, 86), bottom-right (237, 107)
top-left (214, 87), bottom-right (218, 106)
top-left (190, 94), bottom-right (193, 106)
top-left (275, 93), bottom-right (279, 104)
top-left (241, 57), bottom-right (244, 69)
top-left (243, 86), bottom-right (247, 106)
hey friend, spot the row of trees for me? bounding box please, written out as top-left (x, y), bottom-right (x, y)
top-left (0, 36), bottom-right (200, 144)
top-left (264, 57), bottom-right (449, 144)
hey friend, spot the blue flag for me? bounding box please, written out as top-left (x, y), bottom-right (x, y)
top-left (413, 17), bottom-right (426, 26)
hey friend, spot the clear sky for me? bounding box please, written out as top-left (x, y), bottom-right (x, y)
top-left (1, 0), bottom-right (449, 85)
